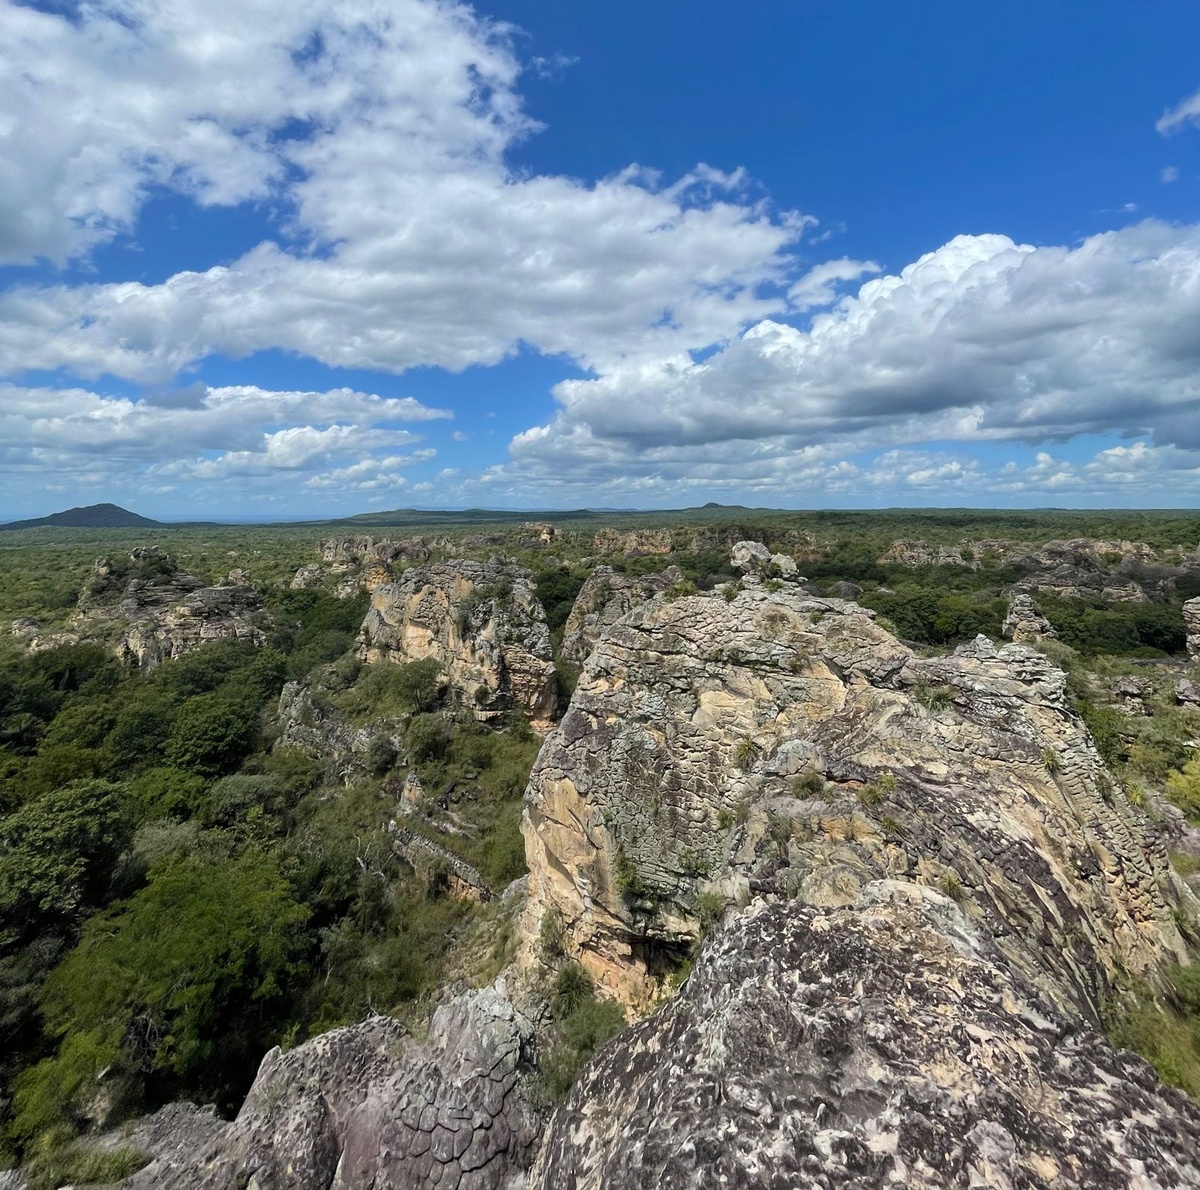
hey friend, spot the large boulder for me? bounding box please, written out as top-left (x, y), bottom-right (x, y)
top-left (530, 891), bottom-right (1200, 1190)
top-left (359, 559), bottom-right (558, 725)
top-left (116, 983), bottom-right (540, 1189)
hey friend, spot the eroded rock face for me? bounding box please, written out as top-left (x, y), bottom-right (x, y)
top-left (275, 671), bottom-right (401, 785)
top-left (530, 891), bottom-right (1200, 1190)
top-left (118, 983), bottom-right (540, 1190)
top-left (359, 559), bottom-right (557, 724)
top-left (593, 528), bottom-right (674, 556)
top-left (1001, 593), bottom-right (1057, 643)
top-left (560, 565), bottom-right (684, 664)
top-left (522, 566), bottom-right (1186, 1012)
top-left (69, 551), bottom-right (270, 669)
top-left (1187, 596), bottom-right (1200, 660)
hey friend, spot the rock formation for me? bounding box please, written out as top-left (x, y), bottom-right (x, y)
top-left (593, 528), bottom-right (674, 556)
top-left (114, 983), bottom-right (540, 1189)
top-left (290, 563), bottom-right (328, 589)
top-left (560, 565), bottom-right (684, 664)
top-left (359, 559), bottom-right (558, 724)
top-left (1187, 596), bottom-right (1200, 660)
top-left (275, 670), bottom-right (401, 784)
top-left (67, 550), bottom-right (270, 669)
top-left (522, 555), bottom-right (1187, 1014)
top-left (531, 891), bottom-right (1200, 1190)
top-left (1001, 593), bottom-right (1057, 643)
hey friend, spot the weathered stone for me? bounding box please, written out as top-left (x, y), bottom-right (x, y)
top-left (67, 550), bottom-right (270, 669)
top-left (1177, 677), bottom-right (1200, 706)
top-left (522, 554), bottom-right (1186, 1013)
top-left (593, 528), bottom-right (673, 556)
top-left (530, 893), bottom-right (1200, 1190)
top-left (560, 565), bottom-right (684, 664)
top-left (359, 559), bottom-right (557, 725)
top-left (290, 563), bottom-right (328, 589)
top-left (1001, 593), bottom-right (1056, 643)
top-left (1186, 596), bottom-right (1200, 660)
top-left (115, 984), bottom-right (539, 1190)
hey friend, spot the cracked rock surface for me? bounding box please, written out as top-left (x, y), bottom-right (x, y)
top-left (117, 983), bottom-right (540, 1190)
top-left (359, 559), bottom-right (557, 725)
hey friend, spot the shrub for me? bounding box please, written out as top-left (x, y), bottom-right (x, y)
top-left (1167, 760), bottom-right (1200, 821)
top-left (405, 713), bottom-right (450, 764)
top-left (732, 737), bottom-right (760, 770)
top-left (791, 769), bottom-right (826, 797)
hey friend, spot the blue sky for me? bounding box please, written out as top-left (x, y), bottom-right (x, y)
top-left (2, 0), bottom-right (1200, 519)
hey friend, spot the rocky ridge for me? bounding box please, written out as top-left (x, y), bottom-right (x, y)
top-left (560, 565), bottom-right (685, 664)
top-left (48, 541), bottom-right (1200, 1189)
top-left (521, 553), bottom-right (1188, 1017)
top-left (13, 549), bottom-right (271, 669)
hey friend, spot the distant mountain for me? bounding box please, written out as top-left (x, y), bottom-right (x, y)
top-left (0, 502), bottom-right (164, 532)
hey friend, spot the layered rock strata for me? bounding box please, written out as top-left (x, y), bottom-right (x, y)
top-left (359, 560), bottom-right (557, 724)
top-left (1001, 593), bottom-right (1057, 643)
top-left (67, 552), bottom-right (270, 669)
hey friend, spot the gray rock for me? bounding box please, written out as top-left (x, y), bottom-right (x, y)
top-left (1186, 596), bottom-right (1200, 660)
top-left (117, 984), bottom-right (540, 1189)
top-left (560, 566), bottom-right (684, 664)
top-left (1177, 677), bottom-right (1200, 706)
top-left (530, 892), bottom-right (1200, 1190)
top-left (1000, 593), bottom-right (1056, 643)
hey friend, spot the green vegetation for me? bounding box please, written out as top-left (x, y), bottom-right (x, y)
top-left (537, 963), bottom-right (626, 1103)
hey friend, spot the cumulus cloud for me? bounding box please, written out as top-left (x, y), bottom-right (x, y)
top-left (0, 0), bottom-right (804, 382)
top-left (1163, 166), bottom-right (1181, 184)
top-left (788, 258), bottom-right (881, 311)
top-left (501, 222), bottom-right (1200, 499)
top-left (1158, 86), bottom-right (1200, 135)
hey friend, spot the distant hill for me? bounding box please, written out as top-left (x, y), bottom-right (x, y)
top-left (0, 503), bottom-right (164, 532)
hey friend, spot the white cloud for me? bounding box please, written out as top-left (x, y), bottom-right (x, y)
top-left (787, 257), bottom-right (881, 311)
top-left (1163, 165), bottom-right (1181, 184)
top-left (1158, 86), bottom-right (1200, 135)
top-left (500, 222), bottom-right (1200, 499)
top-left (0, 0), bottom-right (805, 382)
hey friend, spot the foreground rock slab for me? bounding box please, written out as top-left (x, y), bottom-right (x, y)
top-left (116, 983), bottom-right (539, 1190)
top-left (531, 891), bottom-right (1200, 1190)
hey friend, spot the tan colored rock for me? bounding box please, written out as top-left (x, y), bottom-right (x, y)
top-left (560, 565), bottom-right (684, 664)
top-left (1186, 596), bottom-right (1200, 660)
top-left (1001, 593), bottom-right (1057, 643)
top-left (593, 528), bottom-right (673, 556)
top-left (522, 576), bottom-right (1187, 1015)
top-left (359, 559), bottom-right (557, 725)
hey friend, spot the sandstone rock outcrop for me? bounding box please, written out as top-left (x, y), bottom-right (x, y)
top-left (560, 565), bottom-right (684, 664)
top-left (68, 550), bottom-right (270, 669)
top-left (117, 983), bottom-right (540, 1189)
top-left (359, 559), bottom-right (557, 724)
top-left (531, 891), bottom-right (1200, 1190)
top-left (593, 528), bottom-right (673, 556)
top-left (522, 555), bottom-right (1187, 1015)
top-left (1001, 593), bottom-right (1057, 643)
top-left (1187, 596), bottom-right (1200, 660)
